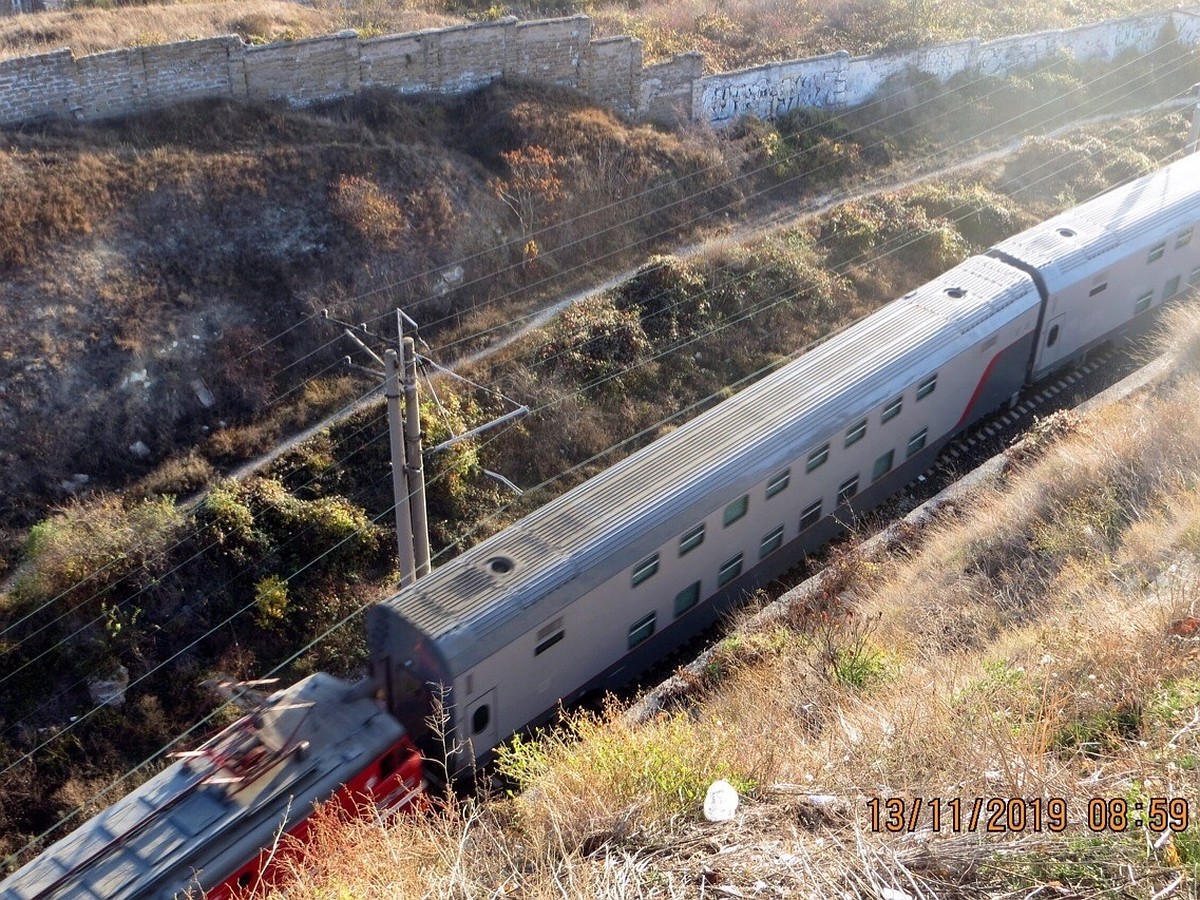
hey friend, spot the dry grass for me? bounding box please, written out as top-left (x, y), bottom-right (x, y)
top-left (0, 1), bottom-right (462, 61)
top-left (0, 0), bottom-right (1175, 69)
top-left (589, 0), bottom-right (1177, 67)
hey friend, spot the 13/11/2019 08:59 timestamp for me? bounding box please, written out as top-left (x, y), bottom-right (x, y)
top-left (866, 797), bottom-right (1191, 834)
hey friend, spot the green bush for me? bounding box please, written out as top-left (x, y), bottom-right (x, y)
top-left (16, 496), bottom-right (182, 612)
top-left (612, 256), bottom-right (710, 344)
top-left (541, 295), bottom-right (652, 385)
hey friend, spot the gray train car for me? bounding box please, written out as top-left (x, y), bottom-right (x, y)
top-left (993, 152), bottom-right (1200, 381)
top-left (367, 254), bottom-right (1044, 768)
top-left (369, 152), bottom-right (1200, 772)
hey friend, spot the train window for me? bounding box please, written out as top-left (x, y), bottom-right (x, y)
top-left (837, 475), bottom-right (859, 504)
top-left (631, 553), bottom-right (659, 587)
top-left (1177, 227), bottom-right (1194, 249)
top-left (1088, 281), bottom-right (1107, 297)
top-left (628, 612), bottom-right (656, 649)
top-left (717, 553), bottom-right (744, 587)
top-left (535, 618), bottom-right (565, 656)
top-left (799, 499), bottom-right (823, 530)
top-left (1134, 291), bottom-right (1154, 314)
top-left (760, 525), bottom-right (785, 559)
top-left (806, 443), bottom-right (830, 472)
top-left (907, 427), bottom-right (928, 458)
top-left (872, 449), bottom-right (894, 483)
top-left (881, 396), bottom-right (903, 423)
top-left (674, 581), bottom-right (701, 617)
top-left (472, 704), bottom-right (490, 735)
top-left (1047, 324), bottom-right (1060, 347)
top-left (723, 494), bottom-right (749, 527)
top-left (916, 373), bottom-right (937, 401)
top-left (1164, 275), bottom-right (1181, 300)
top-left (679, 523), bottom-right (705, 555)
top-left (1148, 243), bottom-right (1166, 263)
top-left (766, 469), bottom-right (790, 499)
top-left (844, 419), bottom-right (867, 447)
top-left (1191, 266), bottom-right (1200, 287)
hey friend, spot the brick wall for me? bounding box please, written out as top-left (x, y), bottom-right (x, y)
top-left (697, 8), bottom-right (1200, 128)
top-left (0, 9), bottom-right (1196, 130)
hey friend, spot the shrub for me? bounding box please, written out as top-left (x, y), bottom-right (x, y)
top-left (540, 295), bottom-right (651, 385)
top-left (612, 255), bottom-right (710, 344)
top-left (329, 173), bottom-right (407, 251)
top-left (15, 495), bottom-right (182, 613)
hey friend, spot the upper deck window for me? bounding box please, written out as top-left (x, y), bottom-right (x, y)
top-left (723, 495), bottom-right (749, 527)
top-left (766, 469), bottom-right (790, 499)
top-left (1177, 227), bottom-right (1193, 249)
top-left (916, 373), bottom-right (937, 401)
top-left (845, 420), bottom-right (867, 447)
top-left (881, 396), bottom-right (903, 423)
top-left (806, 443), bottom-right (830, 472)
top-left (1148, 243), bottom-right (1166, 263)
top-left (679, 522), bottom-right (705, 556)
top-left (631, 553), bottom-right (659, 587)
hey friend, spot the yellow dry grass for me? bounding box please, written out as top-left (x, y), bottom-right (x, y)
top-left (0, 1), bottom-right (461, 61)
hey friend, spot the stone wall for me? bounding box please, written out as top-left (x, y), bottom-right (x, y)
top-left (0, 15), bottom-right (622, 127)
top-left (696, 8), bottom-right (1200, 127)
top-left (0, 8), bottom-right (1197, 130)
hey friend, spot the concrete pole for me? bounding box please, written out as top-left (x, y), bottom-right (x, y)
top-left (1190, 83), bottom-right (1200, 155)
top-left (403, 336), bottom-right (432, 578)
top-left (386, 349), bottom-right (416, 588)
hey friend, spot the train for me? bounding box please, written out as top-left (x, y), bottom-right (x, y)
top-left (3, 150), bottom-right (1200, 899)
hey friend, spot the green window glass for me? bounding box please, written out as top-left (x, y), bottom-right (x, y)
top-left (628, 612), bottom-right (656, 649)
top-left (723, 495), bottom-right (749, 527)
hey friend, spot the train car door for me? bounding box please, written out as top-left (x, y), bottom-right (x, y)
top-left (1033, 312), bottom-right (1069, 376)
top-left (466, 689), bottom-right (499, 755)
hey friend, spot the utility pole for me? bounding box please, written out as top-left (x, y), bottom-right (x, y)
top-left (385, 348), bottom-right (417, 588)
top-left (321, 307), bottom-right (526, 584)
top-left (1190, 83), bottom-right (1200, 155)
top-left (402, 336), bottom-right (432, 579)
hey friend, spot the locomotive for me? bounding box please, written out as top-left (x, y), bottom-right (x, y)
top-left (4, 151), bottom-right (1199, 899)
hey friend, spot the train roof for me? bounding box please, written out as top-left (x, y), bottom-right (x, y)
top-left (0, 673), bottom-right (402, 900)
top-left (991, 152), bottom-right (1200, 289)
top-left (373, 253), bottom-right (1040, 675)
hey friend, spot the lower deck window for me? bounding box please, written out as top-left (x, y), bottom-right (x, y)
top-left (800, 499), bottom-right (823, 530)
top-left (718, 553), bottom-right (743, 587)
top-left (872, 449), bottom-right (894, 482)
top-left (674, 581), bottom-right (701, 617)
top-left (628, 612), bottom-right (657, 649)
top-left (837, 475), bottom-right (859, 504)
top-left (1134, 291), bottom-right (1153, 314)
top-left (907, 427), bottom-right (928, 458)
top-left (760, 525), bottom-right (785, 559)
top-left (1164, 275), bottom-right (1181, 301)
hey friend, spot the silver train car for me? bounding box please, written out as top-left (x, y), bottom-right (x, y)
top-left (368, 151), bottom-right (1200, 770)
